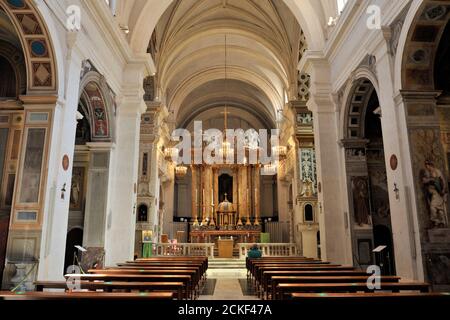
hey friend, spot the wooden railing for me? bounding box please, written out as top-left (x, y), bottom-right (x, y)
top-left (238, 243), bottom-right (299, 259)
top-left (153, 243), bottom-right (215, 259)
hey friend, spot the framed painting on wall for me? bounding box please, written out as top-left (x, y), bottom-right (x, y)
top-left (70, 167), bottom-right (85, 211)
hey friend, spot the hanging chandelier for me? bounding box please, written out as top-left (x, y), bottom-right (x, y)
top-left (175, 164), bottom-right (188, 178)
top-left (272, 145), bottom-right (287, 160)
top-left (164, 146), bottom-right (179, 162)
top-left (262, 162), bottom-right (278, 175)
top-left (219, 34), bottom-right (235, 161)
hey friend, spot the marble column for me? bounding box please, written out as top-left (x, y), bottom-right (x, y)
top-left (205, 165), bottom-right (213, 223)
top-left (374, 36), bottom-right (423, 280)
top-left (200, 166), bottom-right (206, 225)
top-left (83, 142), bottom-right (112, 247)
top-left (191, 165), bottom-right (199, 225)
top-left (36, 34), bottom-right (82, 281)
top-left (305, 56), bottom-right (352, 265)
top-left (104, 65), bottom-right (147, 266)
top-left (213, 167), bottom-right (219, 224)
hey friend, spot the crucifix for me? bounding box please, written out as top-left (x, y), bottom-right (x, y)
top-left (220, 106), bottom-right (230, 131)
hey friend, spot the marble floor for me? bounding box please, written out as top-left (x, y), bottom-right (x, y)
top-left (198, 268), bottom-right (260, 300)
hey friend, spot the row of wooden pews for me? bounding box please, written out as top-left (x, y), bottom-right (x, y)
top-left (247, 256), bottom-right (449, 301)
top-left (0, 256), bottom-right (208, 300)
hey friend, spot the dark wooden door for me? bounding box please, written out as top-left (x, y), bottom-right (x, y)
top-left (0, 214), bottom-right (11, 284)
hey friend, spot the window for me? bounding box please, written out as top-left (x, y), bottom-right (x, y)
top-left (104, 0), bottom-right (117, 16)
top-left (304, 204), bottom-right (314, 222)
top-left (138, 204), bottom-right (148, 222)
top-left (337, 0), bottom-right (349, 14)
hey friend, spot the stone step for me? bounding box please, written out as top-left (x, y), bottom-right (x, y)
top-left (209, 258), bottom-right (246, 269)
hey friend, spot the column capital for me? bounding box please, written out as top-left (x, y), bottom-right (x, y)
top-left (399, 90), bottom-right (442, 103)
top-left (86, 142), bottom-right (115, 151)
top-left (116, 95), bottom-right (147, 116)
top-left (66, 31), bottom-right (84, 63)
top-left (19, 95), bottom-right (58, 106)
top-left (339, 138), bottom-right (370, 149)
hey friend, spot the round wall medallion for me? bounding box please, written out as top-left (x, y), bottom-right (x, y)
top-left (31, 40), bottom-right (48, 57)
top-left (390, 155), bottom-right (398, 171)
top-left (62, 155), bottom-right (70, 171)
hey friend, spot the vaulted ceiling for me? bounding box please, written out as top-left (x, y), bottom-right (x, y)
top-left (115, 0), bottom-right (338, 128)
top-left (0, 8), bottom-right (21, 49)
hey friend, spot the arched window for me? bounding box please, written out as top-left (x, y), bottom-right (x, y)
top-left (337, 0), bottom-right (348, 14)
top-left (137, 204), bottom-right (148, 222)
top-left (304, 204), bottom-right (314, 222)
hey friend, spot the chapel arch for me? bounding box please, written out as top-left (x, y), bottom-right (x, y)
top-left (0, 0), bottom-right (60, 288)
top-left (399, 1), bottom-right (450, 289)
top-left (64, 66), bottom-right (117, 270)
top-left (341, 76), bottom-right (396, 274)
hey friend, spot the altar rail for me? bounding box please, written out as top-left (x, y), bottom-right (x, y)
top-left (238, 243), bottom-right (299, 259)
top-left (153, 243), bottom-right (215, 259)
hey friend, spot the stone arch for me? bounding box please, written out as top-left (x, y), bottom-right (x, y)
top-left (341, 71), bottom-right (380, 140)
top-left (0, 40), bottom-right (26, 97)
top-left (0, 0), bottom-right (58, 93)
top-left (340, 75), bottom-right (396, 273)
top-left (78, 71), bottom-right (116, 142)
top-left (393, 0), bottom-right (450, 289)
top-left (400, 1), bottom-right (450, 91)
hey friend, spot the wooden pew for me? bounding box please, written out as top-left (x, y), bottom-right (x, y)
top-left (35, 280), bottom-right (184, 300)
top-left (250, 262), bottom-right (339, 284)
top-left (261, 270), bottom-right (367, 299)
top-left (89, 268), bottom-right (202, 298)
top-left (0, 291), bottom-right (174, 300)
top-left (252, 264), bottom-right (352, 293)
top-left (65, 274), bottom-right (193, 299)
top-left (248, 260), bottom-right (329, 276)
top-left (245, 257), bottom-right (316, 272)
top-left (273, 282), bottom-right (430, 299)
top-left (273, 276), bottom-right (402, 300)
top-left (120, 260), bottom-right (207, 281)
top-left (290, 292), bottom-right (450, 303)
top-left (116, 263), bottom-right (207, 282)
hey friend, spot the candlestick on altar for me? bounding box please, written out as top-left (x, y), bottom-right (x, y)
top-left (209, 202), bottom-right (216, 226)
top-left (201, 189), bottom-right (207, 225)
top-left (254, 187), bottom-right (260, 226)
top-left (193, 188), bottom-right (199, 226)
top-left (246, 188), bottom-right (251, 226)
top-left (237, 191), bottom-right (243, 226)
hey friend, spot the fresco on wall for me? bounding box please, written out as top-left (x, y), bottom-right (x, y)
top-left (368, 167), bottom-right (390, 226)
top-left (19, 128), bottom-right (45, 203)
top-left (426, 253), bottom-right (450, 285)
top-left (351, 176), bottom-right (371, 227)
top-left (70, 167), bottom-right (84, 211)
top-left (84, 82), bottom-right (109, 140)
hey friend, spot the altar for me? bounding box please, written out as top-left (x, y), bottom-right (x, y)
top-left (190, 230), bottom-right (261, 244)
top-left (190, 192), bottom-right (262, 249)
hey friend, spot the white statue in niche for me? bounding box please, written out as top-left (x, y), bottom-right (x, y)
top-left (421, 160), bottom-right (449, 228)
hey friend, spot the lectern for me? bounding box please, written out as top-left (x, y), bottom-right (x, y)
top-left (218, 238), bottom-right (234, 258)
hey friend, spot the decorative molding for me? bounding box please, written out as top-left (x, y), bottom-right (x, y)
top-left (0, 0), bottom-right (57, 93)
